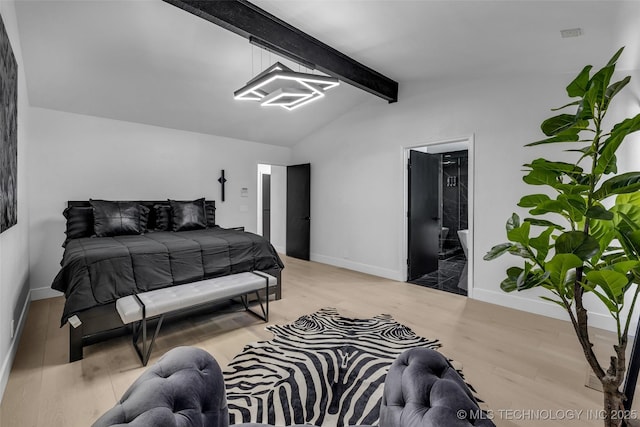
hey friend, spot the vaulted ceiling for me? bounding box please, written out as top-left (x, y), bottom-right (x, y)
top-left (14, 0), bottom-right (640, 146)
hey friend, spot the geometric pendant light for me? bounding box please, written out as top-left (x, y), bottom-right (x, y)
top-left (234, 62), bottom-right (340, 111)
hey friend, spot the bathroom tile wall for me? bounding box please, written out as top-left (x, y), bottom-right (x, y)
top-left (441, 150), bottom-right (468, 255)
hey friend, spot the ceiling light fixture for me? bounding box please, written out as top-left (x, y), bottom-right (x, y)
top-left (234, 62), bottom-right (339, 111)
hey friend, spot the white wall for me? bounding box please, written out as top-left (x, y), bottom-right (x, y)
top-left (291, 71), bottom-right (640, 332)
top-left (26, 108), bottom-right (291, 299)
top-left (270, 165), bottom-right (287, 254)
top-left (0, 0), bottom-right (31, 402)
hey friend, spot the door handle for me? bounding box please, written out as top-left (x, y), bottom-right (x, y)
top-left (303, 217), bottom-right (311, 221)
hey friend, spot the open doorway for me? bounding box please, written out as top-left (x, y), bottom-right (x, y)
top-left (257, 164), bottom-right (286, 254)
top-left (404, 137), bottom-right (474, 297)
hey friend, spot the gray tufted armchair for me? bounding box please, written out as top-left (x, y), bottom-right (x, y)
top-left (93, 346), bottom-right (494, 427)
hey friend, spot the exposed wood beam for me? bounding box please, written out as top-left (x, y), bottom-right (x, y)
top-left (162, 0), bottom-right (399, 103)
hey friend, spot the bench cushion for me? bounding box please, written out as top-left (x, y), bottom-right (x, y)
top-left (116, 272), bottom-right (276, 324)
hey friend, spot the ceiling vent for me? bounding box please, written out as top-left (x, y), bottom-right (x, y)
top-left (560, 28), bottom-right (583, 38)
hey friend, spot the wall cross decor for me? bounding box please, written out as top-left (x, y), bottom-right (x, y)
top-left (218, 170), bottom-right (227, 202)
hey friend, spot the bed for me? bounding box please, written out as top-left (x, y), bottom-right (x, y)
top-left (51, 199), bottom-right (284, 362)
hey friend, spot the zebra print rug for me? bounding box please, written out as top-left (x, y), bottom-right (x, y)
top-left (223, 307), bottom-right (441, 427)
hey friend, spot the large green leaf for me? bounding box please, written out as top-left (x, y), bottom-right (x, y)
top-left (607, 260), bottom-right (640, 275)
top-left (516, 265), bottom-right (549, 291)
top-left (585, 205), bottom-right (614, 220)
top-left (586, 270), bottom-right (629, 300)
top-left (507, 222), bottom-right (531, 245)
top-left (554, 183), bottom-right (590, 195)
top-left (582, 285), bottom-right (620, 313)
top-left (527, 131), bottom-right (581, 146)
top-left (551, 100), bottom-right (582, 111)
top-left (566, 64), bottom-right (593, 98)
top-left (595, 114), bottom-right (640, 175)
top-left (530, 227), bottom-right (555, 261)
top-left (559, 194), bottom-right (586, 221)
top-left (484, 243), bottom-right (513, 261)
top-left (540, 114), bottom-right (584, 137)
top-left (523, 169), bottom-right (560, 186)
top-left (587, 218), bottom-right (615, 253)
top-left (604, 76), bottom-right (631, 109)
top-left (509, 244), bottom-right (534, 260)
top-left (518, 194), bottom-right (551, 208)
top-left (501, 266), bottom-right (523, 292)
top-left (576, 97), bottom-right (595, 121)
top-left (506, 213), bottom-right (520, 232)
top-left (606, 47), bottom-right (625, 66)
top-left (617, 192), bottom-right (640, 206)
top-left (546, 253), bottom-right (583, 291)
top-left (524, 218), bottom-right (565, 230)
top-left (612, 204), bottom-right (640, 232)
top-left (629, 231), bottom-right (640, 255)
top-left (555, 231), bottom-right (600, 260)
top-left (529, 200), bottom-right (566, 216)
top-left (589, 61), bottom-right (617, 107)
top-left (527, 159), bottom-right (584, 175)
top-left (594, 172), bottom-right (640, 200)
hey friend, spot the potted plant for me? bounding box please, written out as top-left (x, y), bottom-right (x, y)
top-left (485, 47), bottom-right (640, 427)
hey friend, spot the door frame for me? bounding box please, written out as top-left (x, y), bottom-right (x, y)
top-left (402, 135), bottom-right (475, 297)
top-left (256, 162), bottom-right (288, 254)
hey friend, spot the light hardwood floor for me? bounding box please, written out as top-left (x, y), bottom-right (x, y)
top-left (0, 255), bottom-right (631, 427)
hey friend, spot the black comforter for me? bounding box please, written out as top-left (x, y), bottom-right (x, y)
top-left (52, 228), bottom-right (284, 325)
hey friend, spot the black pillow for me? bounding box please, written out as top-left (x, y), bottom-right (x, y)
top-left (90, 200), bottom-right (143, 237)
top-left (205, 201), bottom-right (216, 228)
top-left (63, 206), bottom-right (94, 246)
top-left (139, 205), bottom-right (150, 233)
top-left (153, 204), bottom-right (172, 231)
top-left (169, 198), bottom-right (207, 231)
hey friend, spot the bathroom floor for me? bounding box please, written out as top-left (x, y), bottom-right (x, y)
top-left (409, 254), bottom-right (467, 296)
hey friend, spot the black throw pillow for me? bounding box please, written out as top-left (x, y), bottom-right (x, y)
top-left (153, 204), bottom-right (172, 231)
top-left (169, 198), bottom-right (207, 231)
top-left (139, 205), bottom-right (150, 233)
top-left (90, 200), bottom-right (143, 237)
top-left (205, 201), bottom-right (216, 228)
top-left (62, 206), bottom-right (94, 246)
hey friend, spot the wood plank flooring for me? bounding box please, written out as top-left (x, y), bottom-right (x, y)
top-left (0, 255), bottom-right (632, 427)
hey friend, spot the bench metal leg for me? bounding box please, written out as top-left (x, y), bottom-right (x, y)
top-left (242, 274), bottom-right (270, 322)
top-left (131, 295), bottom-right (165, 366)
top-left (132, 315), bottom-right (164, 366)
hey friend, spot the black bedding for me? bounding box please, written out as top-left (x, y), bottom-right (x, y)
top-left (52, 228), bottom-right (284, 325)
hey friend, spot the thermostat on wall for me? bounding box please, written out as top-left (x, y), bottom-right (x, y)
top-left (241, 187), bottom-right (248, 197)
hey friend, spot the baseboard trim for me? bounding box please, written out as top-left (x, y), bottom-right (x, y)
top-left (272, 245), bottom-right (285, 254)
top-left (310, 253), bottom-right (403, 281)
top-left (473, 288), bottom-right (633, 334)
top-left (31, 286), bottom-right (62, 301)
top-left (0, 290), bottom-right (31, 403)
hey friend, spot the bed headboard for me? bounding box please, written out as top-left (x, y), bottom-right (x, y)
top-left (68, 200), bottom-right (216, 231)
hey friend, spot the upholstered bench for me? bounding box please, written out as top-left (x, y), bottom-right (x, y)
top-left (93, 346), bottom-right (495, 427)
top-left (116, 271), bottom-right (276, 365)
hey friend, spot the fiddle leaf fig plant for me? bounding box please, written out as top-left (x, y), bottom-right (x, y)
top-left (485, 47), bottom-right (640, 427)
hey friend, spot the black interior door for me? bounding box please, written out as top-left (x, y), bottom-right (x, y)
top-left (262, 174), bottom-right (271, 241)
top-left (286, 163), bottom-right (311, 260)
top-left (408, 150), bottom-right (440, 281)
